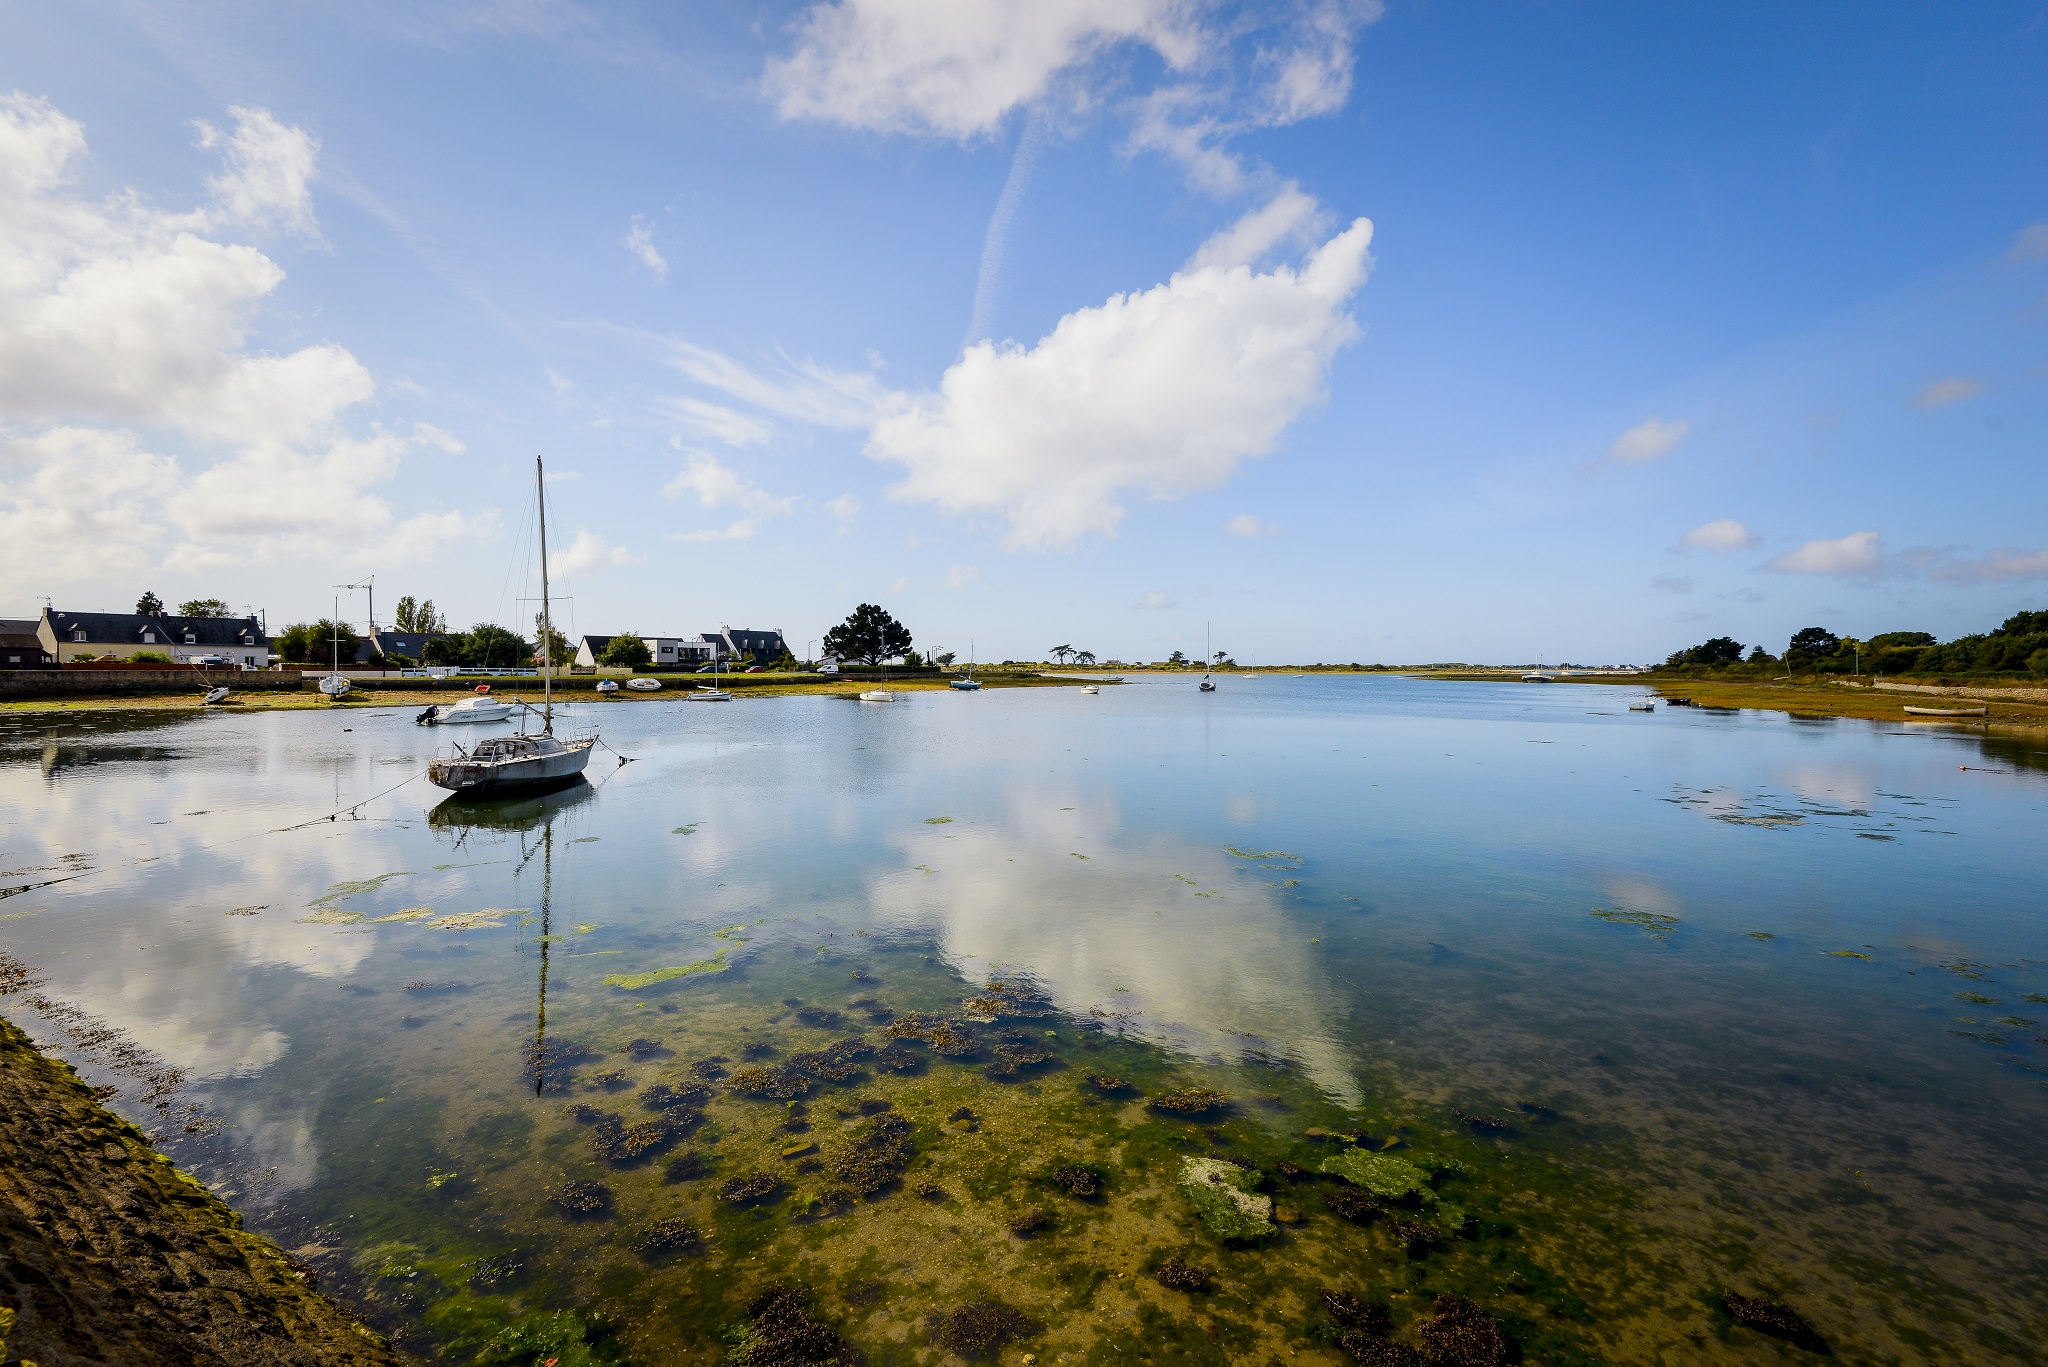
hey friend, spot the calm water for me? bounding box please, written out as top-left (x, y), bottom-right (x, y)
top-left (2, 677), bottom-right (2044, 1364)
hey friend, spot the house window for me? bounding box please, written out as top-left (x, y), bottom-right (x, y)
top-left (142, 630), bottom-right (155, 643)
top-left (72, 629), bottom-right (86, 641)
top-left (184, 633), bottom-right (196, 644)
top-left (6, 655), bottom-right (17, 664)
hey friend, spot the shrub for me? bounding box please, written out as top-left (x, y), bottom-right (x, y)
top-left (132, 651), bottom-right (173, 663)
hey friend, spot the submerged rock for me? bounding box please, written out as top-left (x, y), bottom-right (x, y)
top-left (729, 1286), bottom-right (860, 1367)
top-left (729, 1066), bottom-right (815, 1100)
top-left (1154, 1257), bottom-right (1210, 1291)
top-left (1723, 1292), bottom-right (1832, 1355)
top-left (550, 1179), bottom-right (612, 1218)
top-left (634, 1216), bottom-right (701, 1259)
top-left (1049, 1163), bottom-right (1102, 1198)
top-left (720, 1171), bottom-right (785, 1206)
top-left (1178, 1156), bottom-right (1274, 1241)
top-left (933, 1300), bottom-right (1033, 1359)
top-left (1149, 1087), bottom-right (1231, 1118)
top-left (830, 1113), bottom-right (914, 1196)
top-left (1416, 1294), bottom-right (1516, 1366)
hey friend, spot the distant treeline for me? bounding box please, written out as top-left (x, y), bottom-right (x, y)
top-left (1665, 610), bottom-right (2048, 678)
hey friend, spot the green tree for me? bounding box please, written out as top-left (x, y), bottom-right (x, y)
top-left (131, 651), bottom-right (173, 664)
top-left (932, 651), bottom-right (957, 667)
top-left (533, 614), bottom-right (572, 668)
top-left (599, 634), bottom-right (653, 669)
top-left (394, 596), bottom-right (447, 633)
top-left (177, 598), bottom-right (232, 617)
top-left (135, 591), bottom-right (164, 615)
top-left (823, 603), bottom-right (912, 665)
top-left (2029, 647), bottom-right (2048, 680)
top-left (393, 595), bottom-right (419, 632)
top-left (1785, 626), bottom-right (1840, 669)
top-left (1075, 650), bottom-right (1096, 666)
top-left (1167, 650), bottom-right (1187, 666)
top-left (1666, 636), bottom-right (1745, 667)
top-left (1049, 644), bottom-right (1074, 665)
top-left (460, 623), bottom-right (529, 669)
top-left (277, 620), bottom-right (359, 666)
top-left (1746, 645), bottom-right (1776, 663)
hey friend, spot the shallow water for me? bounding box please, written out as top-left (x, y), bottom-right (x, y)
top-left (2, 677), bottom-right (2044, 1364)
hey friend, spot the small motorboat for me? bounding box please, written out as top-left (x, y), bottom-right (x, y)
top-left (691, 686), bottom-right (733, 701)
top-left (1903, 705), bottom-right (1988, 717)
top-left (418, 694), bottom-right (515, 726)
top-left (1628, 701), bottom-right (1655, 712)
top-left (1080, 685), bottom-right (1099, 695)
top-left (202, 686), bottom-right (231, 705)
top-left (858, 690), bottom-right (892, 702)
top-left (625, 677), bottom-right (662, 692)
top-left (595, 679), bottom-right (619, 694)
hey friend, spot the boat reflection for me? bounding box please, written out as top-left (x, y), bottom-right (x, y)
top-left (425, 776), bottom-right (595, 835)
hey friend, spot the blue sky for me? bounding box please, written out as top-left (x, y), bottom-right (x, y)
top-left (2, 1), bottom-right (2044, 664)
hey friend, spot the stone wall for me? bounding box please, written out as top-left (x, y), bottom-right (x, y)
top-left (0, 670), bottom-right (306, 699)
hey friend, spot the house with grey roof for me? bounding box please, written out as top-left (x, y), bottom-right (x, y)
top-left (0, 619), bottom-right (53, 669)
top-left (38, 608), bottom-right (269, 669)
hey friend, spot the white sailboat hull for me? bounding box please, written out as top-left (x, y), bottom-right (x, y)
top-left (428, 698), bottom-right (514, 724)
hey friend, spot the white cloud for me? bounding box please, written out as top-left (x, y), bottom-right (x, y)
top-left (1606, 416), bottom-right (1690, 464)
top-left (659, 395), bottom-right (775, 446)
top-left (1767, 530), bottom-right (1883, 576)
top-left (943, 562), bottom-right (981, 589)
top-left (194, 106), bottom-right (319, 236)
top-left (412, 422), bottom-right (465, 454)
top-left (662, 448), bottom-right (796, 516)
top-left (1137, 590), bottom-right (1175, 610)
top-left (826, 494), bottom-right (861, 522)
top-left (0, 95), bottom-right (476, 585)
top-left (888, 576), bottom-right (910, 594)
top-left (1184, 185), bottom-right (1322, 272)
top-left (2011, 221), bottom-right (2048, 262)
top-left (624, 213), bottom-right (667, 280)
top-left (1225, 513), bottom-right (1277, 538)
top-left (1912, 376), bottom-right (1981, 409)
top-left (869, 214), bottom-right (1373, 549)
top-left (1262, 0), bottom-right (1377, 123)
top-left (1680, 518), bottom-right (1758, 551)
top-left (552, 527), bottom-right (640, 575)
top-left (765, 0), bottom-right (1199, 140)
top-left (1927, 547), bottom-right (2048, 584)
top-left (671, 520), bottom-right (757, 543)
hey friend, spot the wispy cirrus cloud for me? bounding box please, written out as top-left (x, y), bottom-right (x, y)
top-left (624, 213), bottom-right (667, 281)
top-left (1912, 375), bottom-right (1981, 409)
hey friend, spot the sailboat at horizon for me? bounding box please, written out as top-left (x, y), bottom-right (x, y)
top-left (1199, 623), bottom-right (1217, 692)
top-left (950, 638), bottom-right (982, 690)
top-left (427, 456), bottom-right (597, 796)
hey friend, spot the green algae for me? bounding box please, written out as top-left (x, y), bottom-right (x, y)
top-left (1178, 1156), bottom-right (1274, 1241)
top-left (1826, 949), bottom-right (1875, 960)
top-left (671, 825), bottom-right (699, 835)
top-left (575, 922), bottom-right (599, 934)
top-left (299, 909), bottom-right (366, 925)
top-left (307, 871), bottom-right (413, 909)
top-left (370, 907), bottom-right (435, 923)
top-left (1224, 846), bottom-right (1301, 860)
top-left (425, 910), bottom-right (517, 932)
top-left (1320, 1148), bottom-right (1433, 1201)
top-left (1748, 931), bottom-right (1777, 941)
top-left (602, 958), bottom-right (729, 990)
top-left (1589, 906), bottom-right (1680, 937)
top-left (923, 816), bottom-right (954, 824)
top-left (1955, 992), bottom-right (2000, 1005)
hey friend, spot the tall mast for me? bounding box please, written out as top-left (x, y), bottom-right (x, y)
top-left (537, 455), bottom-right (553, 734)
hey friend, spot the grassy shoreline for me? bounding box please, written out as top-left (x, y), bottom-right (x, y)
top-left (1418, 671), bottom-right (2048, 727)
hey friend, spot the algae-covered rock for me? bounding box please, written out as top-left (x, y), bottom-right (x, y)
top-left (1179, 1156), bottom-right (1273, 1241)
top-left (1320, 1149), bottom-right (1431, 1202)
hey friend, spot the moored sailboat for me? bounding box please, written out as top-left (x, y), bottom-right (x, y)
top-left (428, 457), bottom-right (596, 797)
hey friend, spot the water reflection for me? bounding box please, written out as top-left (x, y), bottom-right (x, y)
top-left (869, 791), bottom-right (1365, 1105)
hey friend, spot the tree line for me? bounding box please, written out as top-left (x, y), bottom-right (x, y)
top-left (1666, 610), bottom-right (2048, 678)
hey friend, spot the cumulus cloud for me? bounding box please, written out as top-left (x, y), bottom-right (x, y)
top-left (1912, 376), bottom-right (1982, 409)
top-left (0, 95), bottom-right (471, 585)
top-left (671, 520), bottom-right (759, 543)
top-left (943, 562), bottom-right (981, 589)
top-left (1767, 530), bottom-right (1883, 576)
top-left (624, 213), bottom-right (667, 280)
top-left (868, 212), bottom-right (1373, 549)
top-left (764, 0), bottom-right (1199, 139)
top-left (1680, 518), bottom-right (1758, 551)
top-left (549, 527), bottom-right (641, 576)
top-left (1184, 184), bottom-right (1322, 272)
top-left (1606, 416), bottom-right (1690, 464)
top-left (1225, 513), bottom-right (1277, 538)
top-left (826, 494), bottom-right (861, 522)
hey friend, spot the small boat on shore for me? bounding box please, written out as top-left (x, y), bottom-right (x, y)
top-left (595, 679), bottom-right (619, 694)
top-left (625, 677), bottom-right (661, 692)
top-left (318, 674), bottom-right (351, 698)
top-left (1903, 705), bottom-right (1987, 717)
top-left (1521, 672), bottom-right (1555, 683)
top-left (1080, 685), bottom-right (1099, 695)
top-left (203, 686), bottom-right (231, 705)
top-left (1628, 701), bottom-right (1654, 712)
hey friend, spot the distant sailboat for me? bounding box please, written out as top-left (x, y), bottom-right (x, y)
top-left (950, 638), bottom-right (982, 690)
top-left (427, 457), bottom-right (596, 797)
top-left (1199, 623), bottom-right (1216, 693)
top-left (319, 599), bottom-right (351, 698)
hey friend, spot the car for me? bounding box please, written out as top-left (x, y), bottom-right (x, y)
top-left (695, 663), bottom-right (717, 673)
top-left (744, 665), bottom-right (765, 673)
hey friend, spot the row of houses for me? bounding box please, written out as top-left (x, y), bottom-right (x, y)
top-left (0, 605), bottom-right (791, 673)
top-left (2, 608), bottom-right (269, 669)
top-left (570, 628), bottom-right (788, 670)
